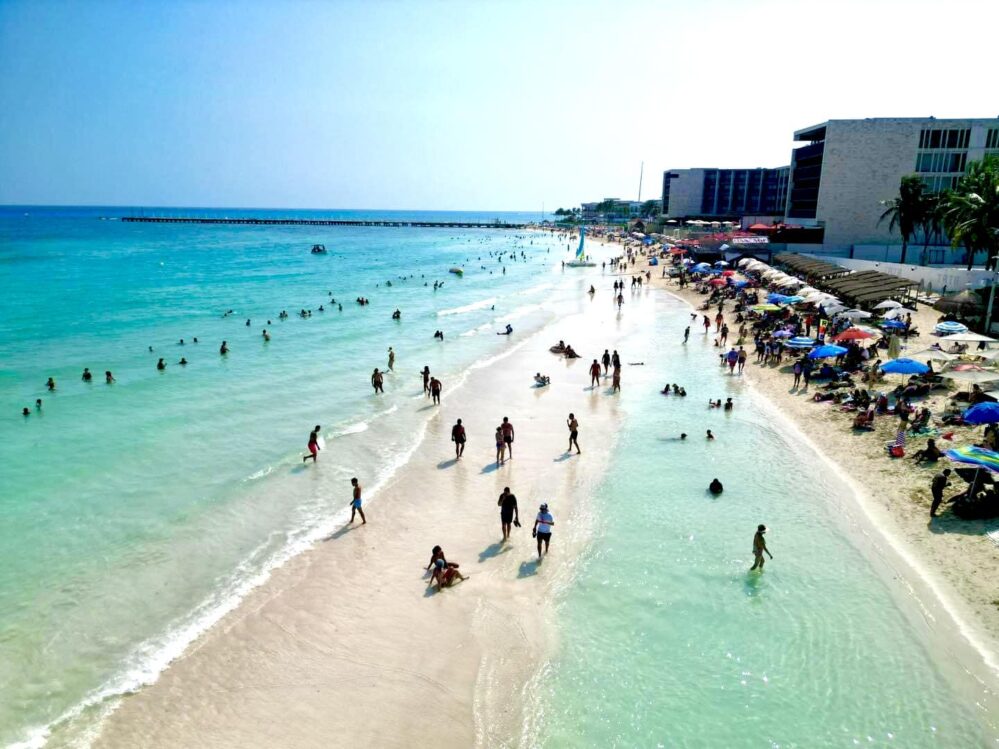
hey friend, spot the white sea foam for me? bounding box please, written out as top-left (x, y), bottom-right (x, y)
top-left (437, 297), bottom-right (496, 316)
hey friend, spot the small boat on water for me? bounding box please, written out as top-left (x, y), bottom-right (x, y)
top-left (310, 244), bottom-right (327, 254)
top-left (565, 227), bottom-right (596, 267)
top-left (449, 267), bottom-right (464, 276)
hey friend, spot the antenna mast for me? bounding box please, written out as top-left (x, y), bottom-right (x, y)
top-left (637, 161), bottom-right (644, 202)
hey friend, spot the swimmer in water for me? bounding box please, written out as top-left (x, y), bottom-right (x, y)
top-left (46, 377), bottom-right (56, 391)
top-left (105, 371), bottom-right (115, 384)
top-left (157, 358), bottom-right (166, 370)
top-left (179, 357), bottom-right (188, 365)
top-left (262, 329), bottom-right (270, 341)
top-left (219, 341), bottom-right (229, 355)
top-left (709, 478), bottom-right (723, 494)
top-left (81, 368), bottom-right (92, 382)
top-left (706, 429), bottom-right (715, 440)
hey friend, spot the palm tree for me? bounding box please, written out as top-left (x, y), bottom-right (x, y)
top-left (879, 175), bottom-right (925, 264)
top-left (943, 155), bottom-right (999, 270)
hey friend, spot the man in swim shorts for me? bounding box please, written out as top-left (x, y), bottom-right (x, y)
top-left (589, 359), bottom-right (602, 387)
top-left (501, 417), bottom-right (515, 458)
top-left (750, 524), bottom-right (772, 571)
top-left (498, 487), bottom-right (519, 541)
top-left (304, 425), bottom-right (321, 463)
top-left (349, 477), bottom-right (366, 524)
top-left (567, 413), bottom-right (580, 454)
top-left (451, 418), bottom-right (466, 459)
top-left (430, 376), bottom-right (442, 404)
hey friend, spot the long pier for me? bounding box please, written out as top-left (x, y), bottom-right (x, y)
top-left (121, 216), bottom-right (528, 229)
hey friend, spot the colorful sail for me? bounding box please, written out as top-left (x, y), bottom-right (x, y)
top-left (576, 227), bottom-right (585, 260)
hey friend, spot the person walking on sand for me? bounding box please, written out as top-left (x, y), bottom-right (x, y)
top-left (498, 486), bottom-right (520, 541)
top-left (501, 417), bottom-right (515, 458)
top-left (589, 359), bottom-right (602, 387)
top-left (715, 312), bottom-right (724, 332)
top-left (750, 524), bottom-right (772, 571)
top-left (601, 349), bottom-right (611, 375)
top-left (304, 425), bottom-right (321, 463)
top-left (451, 418), bottom-right (466, 459)
top-left (421, 366), bottom-right (431, 395)
top-left (387, 347), bottom-right (395, 371)
top-left (495, 425), bottom-right (507, 465)
top-left (349, 477), bottom-right (367, 524)
top-left (702, 315), bottom-right (710, 334)
top-left (930, 468), bottom-right (952, 517)
top-left (533, 503), bottom-right (554, 561)
top-left (430, 376), bottom-right (442, 404)
top-left (371, 368), bottom-right (384, 393)
top-left (567, 413), bottom-right (580, 454)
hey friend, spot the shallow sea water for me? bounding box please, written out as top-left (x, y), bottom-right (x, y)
top-left (527, 290), bottom-right (998, 748)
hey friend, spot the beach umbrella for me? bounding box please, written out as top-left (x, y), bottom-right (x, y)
top-left (962, 403), bottom-right (999, 425)
top-left (808, 344), bottom-right (848, 359)
top-left (732, 280), bottom-right (748, 288)
top-left (934, 289), bottom-right (983, 315)
top-left (881, 319), bottom-right (907, 330)
top-left (751, 303), bottom-right (781, 312)
top-left (783, 295), bottom-right (805, 304)
top-left (906, 347), bottom-right (955, 364)
top-left (833, 328), bottom-right (874, 342)
top-left (767, 293), bottom-right (789, 303)
top-left (940, 331), bottom-right (996, 344)
top-left (881, 358), bottom-right (930, 375)
top-left (945, 445), bottom-right (999, 472)
top-left (721, 270), bottom-right (735, 277)
top-left (823, 303), bottom-right (848, 315)
top-left (874, 300), bottom-right (903, 310)
top-left (837, 309), bottom-right (872, 321)
top-left (771, 330), bottom-right (793, 338)
top-left (786, 336), bottom-right (817, 348)
top-left (714, 260), bottom-right (730, 267)
top-left (798, 286), bottom-right (818, 295)
top-left (945, 369), bottom-right (999, 385)
top-left (708, 278), bottom-right (727, 287)
top-left (934, 321), bottom-right (969, 335)
top-left (882, 307), bottom-right (917, 320)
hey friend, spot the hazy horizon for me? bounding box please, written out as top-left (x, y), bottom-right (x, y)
top-left (2, 0), bottom-right (998, 210)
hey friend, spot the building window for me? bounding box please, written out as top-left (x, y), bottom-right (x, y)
top-left (919, 128), bottom-right (971, 149)
top-left (987, 129), bottom-right (999, 149)
top-left (915, 150), bottom-right (967, 173)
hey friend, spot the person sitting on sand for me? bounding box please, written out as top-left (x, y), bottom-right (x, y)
top-left (709, 478), bottom-right (723, 495)
top-left (912, 438), bottom-right (943, 464)
top-left (853, 408), bottom-right (875, 430)
top-left (430, 555), bottom-right (467, 591)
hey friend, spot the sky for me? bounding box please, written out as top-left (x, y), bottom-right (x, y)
top-left (1, 0), bottom-right (997, 211)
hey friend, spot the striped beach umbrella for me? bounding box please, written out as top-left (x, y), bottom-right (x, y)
top-left (786, 336), bottom-right (817, 349)
top-left (946, 445), bottom-right (999, 472)
top-left (935, 320), bottom-right (969, 335)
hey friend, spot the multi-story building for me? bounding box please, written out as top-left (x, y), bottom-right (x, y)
top-left (580, 198), bottom-right (645, 222)
top-left (786, 117), bottom-right (999, 248)
top-left (661, 167), bottom-right (789, 219)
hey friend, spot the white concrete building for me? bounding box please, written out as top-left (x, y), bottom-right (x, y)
top-left (786, 117), bottom-right (999, 251)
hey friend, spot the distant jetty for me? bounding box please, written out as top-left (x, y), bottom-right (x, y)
top-left (121, 216), bottom-right (529, 229)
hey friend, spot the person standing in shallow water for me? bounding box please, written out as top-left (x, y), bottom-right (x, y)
top-left (601, 349), bottom-right (611, 375)
top-left (387, 347), bottom-right (395, 371)
top-left (371, 368), bottom-right (384, 393)
top-left (589, 359), bottom-right (601, 387)
top-left (304, 425), bottom-right (321, 463)
top-left (451, 418), bottom-right (466, 459)
top-left (349, 478), bottom-right (366, 524)
top-left (421, 366), bottom-right (431, 395)
top-left (430, 376), bottom-right (442, 404)
top-left (501, 417), bottom-right (515, 458)
top-left (750, 524), bottom-right (772, 571)
top-left (567, 413), bottom-right (580, 454)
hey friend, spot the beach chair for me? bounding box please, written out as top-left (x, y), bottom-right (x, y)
top-left (885, 429), bottom-right (906, 457)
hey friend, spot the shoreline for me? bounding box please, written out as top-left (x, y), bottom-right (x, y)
top-left (88, 254), bottom-right (626, 748)
top-left (615, 240), bottom-right (999, 688)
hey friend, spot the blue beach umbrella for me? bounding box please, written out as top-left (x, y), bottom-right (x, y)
top-left (786, 336), bottom-right (816, 348)
top-left (767, 293), bottom-right (789, 304)
top-left (808, 344), bottom-right (848, 359)
top-left (771, 330), bottom-right (793, 338)
top-left (732, 280), bottom-right (748, 288)
top-left (962, 402), bottom-right (999, 425)
top-left (935, 320), bottom-right (969, 335)
top-left (881, 319), bottom-right (907, 330)
top-left (692, 262), bottom-right (710, 270)
top-left (783, 295), bottom-right (805, 304)
top-left (880, 358), bottom-right (930, 375)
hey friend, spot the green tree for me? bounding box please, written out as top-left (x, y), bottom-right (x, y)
top-left (943, 155), bottom-right (999, 271)
top-left (640, 199), bottom-right (661, 218)
top-left (879, 175), bottom-right (925, 264)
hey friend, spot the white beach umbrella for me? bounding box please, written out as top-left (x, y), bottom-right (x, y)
top-left (907, 347), bottom-right (956, 364)
top-left (941, 332), bottom-right (999, 344)
top-left (838, 309), bottom-right (872, 320)
top-left (977, 349), bottom-right (999, 362)
top-left (882, 307), bottom-right (917, 319)
top-left (853, 324), bottom-right (882, 336)
top-left (737, 258), bottom-right (752, 268)
top-left (874, 300), bottom-right (903, 310)
top-left (798, 286), bottom-right (818, 295)
top-left (823, 303), bottom-right (848, 315)
top-left (945, 369), bottom-right (999, 385)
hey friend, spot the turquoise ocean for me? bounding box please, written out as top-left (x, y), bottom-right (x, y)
top-left (0, 208), bottom-right (995, 747)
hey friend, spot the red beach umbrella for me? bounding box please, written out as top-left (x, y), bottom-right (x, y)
top-left (721, 270), bottom-right (735, 277)
top-left (708, 278), bottom-right (727, 287)
top-left (833, 328), bottom-right (874, 342)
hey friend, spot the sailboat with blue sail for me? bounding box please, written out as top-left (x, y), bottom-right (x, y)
top-left (565, 226), bottom-right (596, 267)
